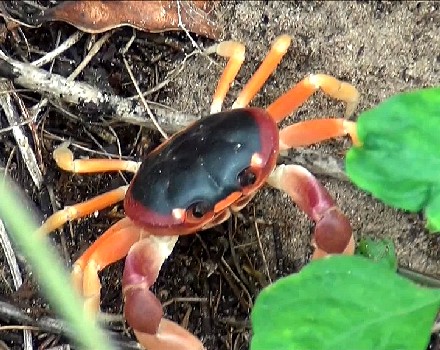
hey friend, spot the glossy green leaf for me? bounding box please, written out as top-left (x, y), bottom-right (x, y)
top-left (345, 88), bottom-right (440, 231)
top-left (251, 255), bottom-right (440, 350)
top-left (357, 238), bottom-right (397, 271)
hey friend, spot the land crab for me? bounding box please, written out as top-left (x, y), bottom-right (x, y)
top-left (37, 35), bottom-right (360, 350)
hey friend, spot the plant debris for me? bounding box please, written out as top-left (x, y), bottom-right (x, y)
top-left (33, 1), bottom-right (222, 39)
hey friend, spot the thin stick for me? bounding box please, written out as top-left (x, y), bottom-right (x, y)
top-left (0, 80), bottom-right (43, 188)
top-left (0, 220), bottom-right (23, 293)
top-left (0, 300), bottom-right (140, 349)
top-left (121, 32), bottom-right (168, 139)
top-left (32, 31), bottom-right (84, 68)
top-left (68, 31), bottom-right (114, 81)
top-left (0, 219), bottom-right (33, 350)
top-left (254, 221), bottom-right (272, 284)
top-left (176, 0), bottom-right (203, 51)
top-left (0, 49), bottom-right (198, 132)
top-left (176, 0), bottom-right (218, 67)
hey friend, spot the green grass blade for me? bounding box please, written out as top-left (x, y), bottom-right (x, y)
top-left (0, 176), bottom-right (118, 350)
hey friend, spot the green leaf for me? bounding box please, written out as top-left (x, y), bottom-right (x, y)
top-left (356, 238), bottom-right (397, 271)
top-left (251, 255), bottom-right (440, 350)
top-left (345, 88), bottom-right (440, 231)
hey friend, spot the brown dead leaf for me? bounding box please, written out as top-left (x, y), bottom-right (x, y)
top-left (35, 1), bottom-right (222, 39)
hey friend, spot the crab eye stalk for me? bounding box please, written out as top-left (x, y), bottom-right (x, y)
top-left (187, 201), bottom-right (211, 220)
top-left (237, 167), bottom-right (257, 187)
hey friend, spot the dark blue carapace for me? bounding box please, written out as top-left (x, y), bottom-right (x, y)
top-left (124, 108), bottom-right (279, 233)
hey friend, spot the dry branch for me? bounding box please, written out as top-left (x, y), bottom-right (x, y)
top-left (0, 49), bottom-right (199, 133)
top-left (0, 79), bottom-right (43, 188)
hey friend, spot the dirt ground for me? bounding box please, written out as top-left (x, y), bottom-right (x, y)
top-left (0, 1), bottom-right (440, 350)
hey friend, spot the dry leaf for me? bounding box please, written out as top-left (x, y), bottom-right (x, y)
top-left (35, 1), bottom-right (221, 39)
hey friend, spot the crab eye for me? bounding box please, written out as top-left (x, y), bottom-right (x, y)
top-left (237, 167), bottom-right (257, 187)
top-left (187, 201), bottom-right (211, 220)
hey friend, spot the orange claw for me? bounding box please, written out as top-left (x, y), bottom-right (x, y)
top-left (267, 164), bottom-right (354, 259)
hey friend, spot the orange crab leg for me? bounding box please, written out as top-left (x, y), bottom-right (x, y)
top-left (231, 35), bottom-right (291, 109)
top-left (209, 40), bottom-right (246, 114)
top-left (72, 217), bottom-right (202, 350)
top-left (267, 164), bottom-right (355, 260)
top-left (210, 35), bottom-right (291, 114)
top-left (278, 118), bottom-right (360, 150)
top-left (54, 142), bottom-right (140, 174)
top-left (36, 185), bottom-right (128, 236)
top-left (71, 217), bottom-right (142, 313)
top-left (267, 74), bottom-right (360, 122)
top-left (122, 235), bottom-right (204, 350)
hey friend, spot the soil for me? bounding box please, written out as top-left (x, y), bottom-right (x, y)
top-left (0, 1), bottom-right (439, 350)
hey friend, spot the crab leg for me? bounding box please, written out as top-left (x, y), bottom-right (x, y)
top-left (278, 118), bottom-right (360, 150)
top-left (54, 142), bottom-right (140, 173)
top-left (267, 164), bottom-right (355, 259)
top-left (123, 235), bottom-right (205, 350)
top-left (36, 185), bottom-right (128, 236)
top-left (71, 217), bottom-right (202, 350)
top-left (71, 218), bottom-right (142, 313)
top-left (210, 35), bottom-right (291, 114)
top-left (267, 74), bottom-right (360, 122)
top-left (231, 35), bottom-right (291, 109)
top-left (209, 40), bottom-right (246, 114)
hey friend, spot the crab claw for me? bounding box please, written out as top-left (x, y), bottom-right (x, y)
top-left (122, 235), bottom-right (205, 350)
top-left (267, 164), bottom-right (355, 259)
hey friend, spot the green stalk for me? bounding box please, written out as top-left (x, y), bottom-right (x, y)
top-left (0, 176), bottom-right (117, 350)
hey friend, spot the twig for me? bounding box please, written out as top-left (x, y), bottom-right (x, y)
top-left (0, 118), bottom-right (33, 134)
top-left (220, 256), bottom-right (253, 309)
top-left (31, 31), bottom-right (84, 68)
top-left (176, 0), bottom-right (203, 51)
top-left (69, 31), bottom-right (114, 81)
top-left (128, 49), bottom-right (199, 100)
top-left (397, 267), bottom-right (440, 289)
top-left (42, 129), bottom-right (133, 159)
top-left (2, 148), bottom-right (16, 179)
top-left (29, 25), bottom-right (80, 121)
top-left (0, 79), bottom-right (43, 188)
top-left (0, 48), bottom-right (199, 133)
top-left (284, 149), bottom-right (348, 182)
top-left (254, 221), bottom-right (272, 284)
top-left (0, 221), bottom-right (22, 291)
top-left (121, 31), bottom-right (168, 139)
top-left (176, 0), bottom-right (217, 67)
top-left (227, 218), bottom-right (255, 295)
top-left (0, 220), bottom-right (33, 350)
top-left (0, 96), bottom-right (34, 350)
top-left (0, 301), bottom-right (140, 349)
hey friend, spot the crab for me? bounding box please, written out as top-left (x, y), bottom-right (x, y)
top-left (37, 35), bottom-right (360, 350)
